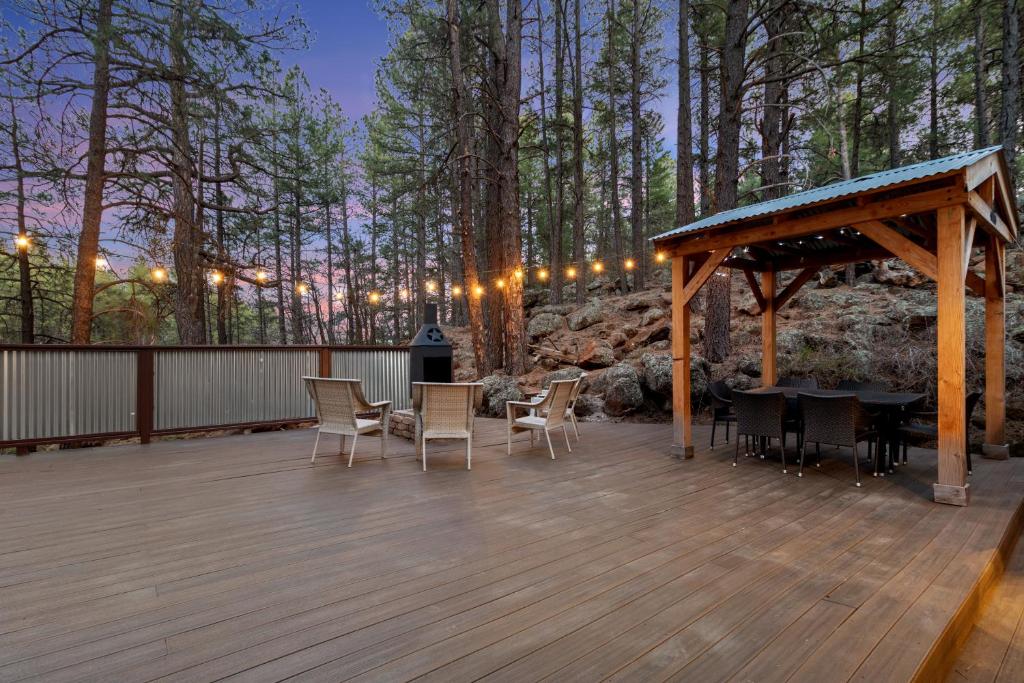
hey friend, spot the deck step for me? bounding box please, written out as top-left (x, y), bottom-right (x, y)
top-left (946, 529), bottom-right (1024, 682)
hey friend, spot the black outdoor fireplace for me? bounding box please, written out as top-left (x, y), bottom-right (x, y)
top-left (409, 303), bottom-right (453, 393)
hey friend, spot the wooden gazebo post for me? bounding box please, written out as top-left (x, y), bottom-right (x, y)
top-left (670, 255), bottom-right (694, 458)
top-left (984, 234), bottom-right (1008, 459)
top-left (761, 270), bottom-right (777, 387)
top-left (934, 205), bottom-right (970, 506)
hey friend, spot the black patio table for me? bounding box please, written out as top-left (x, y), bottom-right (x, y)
top-left (751, 386), bottom-right (926, 476)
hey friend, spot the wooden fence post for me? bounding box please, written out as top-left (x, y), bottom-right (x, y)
top-left (319, 347), bottom-right (332, 378)
top-left (137, 349), bottom-right (154, 444)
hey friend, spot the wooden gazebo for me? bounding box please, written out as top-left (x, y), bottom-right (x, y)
top-left (652, 147), bottom-right (1018, 506)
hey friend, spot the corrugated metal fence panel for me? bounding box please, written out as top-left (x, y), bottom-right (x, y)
top-left (153, 349), bottom-right (319, 431)
top-left (331, 348), bottom-right (411, 411)
top-left (0, 349), bottom-right (136, 441)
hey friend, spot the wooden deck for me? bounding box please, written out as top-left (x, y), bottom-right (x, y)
top-left (1, 418), bottom-right (1021, 683)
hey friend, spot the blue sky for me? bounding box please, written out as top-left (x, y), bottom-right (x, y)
top-left (285, 1), bottom-right (392, 121)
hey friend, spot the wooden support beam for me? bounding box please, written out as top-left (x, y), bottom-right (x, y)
top-left (762, 270), bottom-right (777, 387)
top-left (984, 236), bottom-right (1008, 460)
top-left (664, 185), bottom-right (966, 257)
top-left (742, 268), bottom-right (766, 311)
top-left (854, 219), bottom-right (938, 281)
top-left (679, 248), bottom-right (730, 306)
top-left (966, 271), bottom-right (986, 297)
top-left (774, 267), bottom-right (818, 310)
top-left (964, 217), bottom-right (977, 277)
top-left (967, 191), bottom-right (1013, 244)
top-left (934, 204), bottom-right (969, 506)
top-left (966, 156), bottom-right (1019, 236)
top-left (670, 256), bottom-right (693, 459)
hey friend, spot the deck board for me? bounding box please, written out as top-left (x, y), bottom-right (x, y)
top-left (0, 418), bottom-right (1021, 682)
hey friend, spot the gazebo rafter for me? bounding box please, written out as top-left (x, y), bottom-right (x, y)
top-left (653, 146), bottom-right (1018, 507)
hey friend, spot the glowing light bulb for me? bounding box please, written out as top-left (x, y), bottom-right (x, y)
top-left (592, 261), bottom-right (604, 273)
top-left (624, 258), bottom-right (635, 271)
top-left (14, 234), bottom-right (30, 251)
top-left (368, 291), bottom-right (381, 304)
top-left (210, 270), bottom-right (224, 285)
top-left (426, 280), bottom-right (437, 293)
top-left (254, 270), bottom-right (268, 283)
top-left (95, 256), bottom-right (110, 271)
top-left (655, 251), bottom-right (667, 263)
top-left (399, 288), bottom-right (410, 301)
top-left (296, 283), bottom-right (309, 296)
top-left (496, 278), bottom-right (506, 290)
top-left (566, 266), bottom-right (577, 279)
top-left (151, 267), bottom-right (167, 283)
top-left (513, 268), bottom-right (524, 280)
top-left (452, 285), bottom-right (462, 296)
top-left (472, 284), bottom-right (484, 297)
top-left (538, 268), bottom-right (548, 281)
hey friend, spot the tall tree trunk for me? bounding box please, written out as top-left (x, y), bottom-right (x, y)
top-left (324, 195), bottom-right (335, 344)
top-left (291, 184), bottom-right (305, 344)
top-left (535, 1), bottom-right (561, 304)
top-left (7, 93), bottom-right (34, 343)
top-left (851, 0), bottom-right (865, 176)
top-left (928, 0), bottom-right (941, 159)
top-left (628, 0), bottom-right (645, 290)
top-left (607, 0), bottom-right (626, 293)
top-left (760, 0), bottom-right (788, 201)
top-left (484, 0), bottom-right (526, 375)
top-left (697, 12), bottom-right (711, 216)
top-left (213, 102), bottom-right (229, 345)
top-left (1001, 0), bottom-right (1020, 180)
top-left (340, 174), bottom-right (358, 343)
top-left (572, 0), bottom-right (586, 305)
top-left (702, 0), bottom-right (748, 362)
top-left (975, 3), bottom-right (990, 147)
top-left (676, 0), bottom-right (695, 227)
top-left (169, 0), bottom-right (206, 344)
top-left (69, 0), bottom-right (113, 344)
top-left (555, 0), bottom-right (567, 298)
top-left (885, 7), bottom-right (900, 168)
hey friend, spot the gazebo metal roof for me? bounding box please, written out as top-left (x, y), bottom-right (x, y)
top-left (653, 146), bottom-right (1004, 243)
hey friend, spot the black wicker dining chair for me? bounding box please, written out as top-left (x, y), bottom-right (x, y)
top-left (837, 379), bottom-right (887, 392)
top-left (797, 393), bottom-right (877, 487)
top-left (732, 390), bottom-right (790, 473)
top-left (709, 380), bottom-right (737, 448)
top-left (777, 376), bottom-right (819, 389)
top-left (896, 391), bottom-right (982, 474)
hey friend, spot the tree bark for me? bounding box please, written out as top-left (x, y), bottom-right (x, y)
top-left (702, 0), bottom-right (748, 362)
top-left (676, 0), bottom-right (695, 227)
top-left (628, 0), bottom-right (645, 290)
top-left (1000, 0), bottom-right (1020, 179)
top-left (535, 1), bottom-right (561, 304)
top-left (444, 0), bottom-right (487, 374)
top-left (69, 0), bottom-right (113, 344)
top-left (697, 8), bottom-right (711, 216)
top-left (8, 93), bottom-right (33, 343)
top-left (607, 0), bottom-right (626, 293)
top-left (975, 3), bottom-right (989, 147)
top-left (572, 0), bottom-right (586, 305)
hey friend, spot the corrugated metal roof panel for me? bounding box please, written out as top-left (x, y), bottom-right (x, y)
top-left (653, 146), bottom-right (1000, 242)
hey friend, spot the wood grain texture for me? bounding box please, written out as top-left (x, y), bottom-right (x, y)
top-left (671, 255), bottom-right (692, 456)
top-left (936, 204), bottom-right (968, 498)
top-left (985, 235), bottom-right (1006, 449)
top-left (0, 418), bottom-right (1021, 682)
top-left (762, 269), bottom-right (777, 386)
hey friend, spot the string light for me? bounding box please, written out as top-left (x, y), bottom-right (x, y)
top-left (472, 284), bottom-right (484, 297)
top-left (399, 288), bottom-right (410, 301)
top-left (591, 261), bottom-right (604, 274)
top-left (624, 258), bottom-right (635, 271)
top-left (452, 285), bottom-right (463, 297)
top-left (333, 290), bottom-right (345, 301)
top-left (14, 233), bottom-right (30, 251)
top-left (513, 268), bottom-right (524, 281)
top-left (151, 266), bottom-right (168, 283)
top-left (368, 291), bottom-right (381, 304)
top-left (495, 277), bottom-right (506, 290)
top-left (296, 282), bottom-right (309, 296)
top-left (426, 280), bottom-right (437, 293)
top-left (95, 256), bottom-right (110, 271)
top-left (254, 269), bottom-right (268, 283)
top-left (566, 266), bottom-right (577, 279)
top-left (538, 268), bottom-right (548, 281)
top-left (210, 270), bottom-right (224, 285)
top-left (655, 251), bottom-right (667, 263)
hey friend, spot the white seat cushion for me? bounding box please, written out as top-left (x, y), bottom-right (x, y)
top-left (514, 416), bottom-right (547, 428)
top-left (355, 418), bottom-right (381, 431)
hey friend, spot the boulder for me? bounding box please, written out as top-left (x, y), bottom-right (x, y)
top-left (641, 307), bottom-right (666, 326)
top-left (479, 374), bottom-right (523, 417)
top-left (628, 321), bottom-right (671, 349)
top-left (640, 353), bottom-right (672, 396)
top-left (596, 363), bottom-right (644, 416)
top-left (542, 366), bottom-right (586, 388)
top-left (607, 331), bottom-right (629, 348)
top-left (578, 340), bottom-right (616, 369)
top-left (567, 301), bottom-right (605, 330)
top-left (527, 312), bottom-right (564, 339)
top-left (533, 303), bottom-right (576, 316)
top-left (737, 355), bottom-right (761, 378)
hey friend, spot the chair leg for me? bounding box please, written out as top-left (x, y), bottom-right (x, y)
top-left (507, 422), bottom-right (512, 455)
top-left (544, 429), bottom-right (555, 459)
top-left (733, 435), bottom-right (739, 467)
top-left (711, 420), bottom-right (717, 449)
top-left (967, 449), bottom-right (972, 476)
top-left (798, 440), bottom-right (807, 477)
top-left (563, 425), bottom-right (572, 452)
top-left (780, 438), bottom-right (787, 474)
top-left (348, 433), bottom-right (358, 468)
top-left (466, 438), bottom-right (471, 470)
top-left (422, 438), bottom-right (427, 472)
top-left (815, 443), bottom-right (821, 468)
top-left (379, 426), bottom-right (386, 460)
top-left (725, 420), bottom-right (731, 443)
top-left (311, 430), bottom-right (321, 463)
top-left (852, 442), bottom-right (862, 487)
top-left (571, 412), bottom-right (580, 441)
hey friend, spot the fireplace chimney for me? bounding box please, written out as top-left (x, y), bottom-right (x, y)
top-left (409, 303), bottom-right (453, 392)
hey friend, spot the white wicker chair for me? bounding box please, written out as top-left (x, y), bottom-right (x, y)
top-left (303, 377), bottom-right (391, 467)
top-left (506, 378), bottom-right (576, 459)
top-left (534, 373), bottom-right (587, 441)
top-left (412, 382), bottom-right (483, 471)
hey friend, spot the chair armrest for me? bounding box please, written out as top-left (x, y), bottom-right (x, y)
top-left (507, 400), bottom-right (537, 409)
